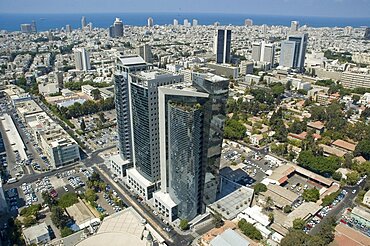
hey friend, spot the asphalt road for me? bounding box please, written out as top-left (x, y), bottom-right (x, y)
top-left (0, 117), bottom-right (21, 177)
top-left (3, 144), bottom-right (115, 190)
top-left (309, 182), bottom-right (366, 235)
top-left (9, 111), bottom-right (45, 173)
top-left (95, 164), bottom-right (195, 246)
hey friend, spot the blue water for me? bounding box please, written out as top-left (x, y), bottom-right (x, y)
top-left (0, 12), bottom-right (369, 31)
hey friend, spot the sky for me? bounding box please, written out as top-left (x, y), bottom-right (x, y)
top-left (0, 0), bottom-right (370, 18)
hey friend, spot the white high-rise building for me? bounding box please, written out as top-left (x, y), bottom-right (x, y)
top-left (291, 20), bottom-right (299, 32)
top-left (261, 24), bottom-right (268, 35)
top-left (280, 33), bottom-right (308, 71)
top-left (344, 26), bottom-right (353, 36)
top-left (252, 41), bottom-right (275, 66)
top-left (192, 19), bottom-right (198, 27)
top-left (81, 16), bottom-right (87, 28)
top-left (173, 19), bottom-right (179, 26)
top-left (244, 19), bottom-right (253, 26)
top-left (147, 17), bottom-right (154, 27)
top-left (66, 24), bottom-right (72, 33)
top-left (74, 48), bottom-right (91, 71)
top-left (184, 19), bottom-right (190, 27)
top-left (136, 44), bottom-right (153, 63)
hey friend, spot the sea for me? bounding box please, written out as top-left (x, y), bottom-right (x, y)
top-left (0, 12), bottom-right (369, 32)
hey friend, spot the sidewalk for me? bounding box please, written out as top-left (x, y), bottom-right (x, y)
top-left (93, 164), bottom-right (174, 244)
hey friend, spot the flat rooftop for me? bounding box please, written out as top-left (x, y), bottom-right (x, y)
top-left (117, 56), bottom-right (146, 66)
top-left (23, 222), bottom-right (49, 240)
top-left (210, 228), bottom-right (250, 246)
top-left (97, 207), bottom-right (145, 236)
top-left (133, 69), bottom-right (179, 81)
top-left (209, 187), bottom-right (254, 220)
top-left (283, 202), bottom-right (322, 229)
top-left (153, 190), bottom-right (177, 208)
top-left (65, 199), bottom-right (97, 226)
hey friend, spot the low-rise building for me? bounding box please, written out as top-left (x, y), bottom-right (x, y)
top-left (250, 134), bottom-right (264, 146)
top-left (81, 84), bottom-right (96, 97)
top-left (210, 228), bottom-right (250, 246)
top-left (342, 71), bottom-right (370, 89)
top-left (363, 190), bottom-right (370, 206)
top-left (23, 222), bottom-right (51, 245)
top-left (331, 139), bottom-right (357, 153)
top-left (17, 102), bottom-right (81, 168)
top-left (109, 154), bottom-right (133, 178)
top-left (307, 121), bottom-right (325, 134)
top-left (207, 63), bottom-right (239, 79)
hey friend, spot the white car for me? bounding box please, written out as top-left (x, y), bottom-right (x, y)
top-left (352, 190), bottom-right (356, 194)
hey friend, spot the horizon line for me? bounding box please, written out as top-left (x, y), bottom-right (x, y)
top-left (0, 11), bottom-right (370, 19)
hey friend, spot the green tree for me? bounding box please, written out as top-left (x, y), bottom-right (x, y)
top-left (179, 219), bottom-right (189, 231)
top-left (61, 227), bottom-right (74, 237)
top-left (212, 212), bottom-right (224, 228)
top-left (20, 204), bottom-right (41, 218)
top-left (254, 183), bottom-right (267, 195)
top-left (302, 188), bottom-right (320, 202)
top-left (238, 219), bottom-right (262, 241)
top-left (224, 119), bottom-right (246, 140)
top-left (293, 218), bottom-right (306, 230)
top-left (332, 171), bottom-right (342, 181)
top-left (264, 196), bottom-right (274, 211)
top-left (91, 89), bottom-right (101, 100)
top-left (321, 191), bottom-right (341, 207)
top-left (51, 206), bottom-right (69, 229)
top-left (289, 120), bottom-right (306, 134)
top-left (354, 140), bottom-right (370, 160)
top-left (268, 212), bottom-right (274, 223)
top-left (283, 205), bottom-right (292, 213)
top-left (346, 171), bottom-right (359, 185)
top-left (58, 193), bottom-right (79, 209)
top-left (23, 216), bottom-right (37, 227)
top-left (85, 189), bottom-right (98, 204)
top-left (42, 191), bottom-right (56, 207)
top-left (316, 217), bottom-right (336, 245)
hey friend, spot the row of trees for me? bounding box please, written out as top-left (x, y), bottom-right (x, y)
top-left (64, 81), bottom-right (111, 91)
top-left (224, 118), bottom-right (247, 140)
top-left (281, 217), bottom-right (336, 246)
top-left (238, 219), bottom-right (263, 241)
top-left (56, 97), bottom-right (115, 119)
top-left (297, 150), bottom-right (342, 176)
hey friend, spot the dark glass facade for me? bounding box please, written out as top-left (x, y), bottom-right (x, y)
top-left (161, 74), bottom-right (229, 220)
top-left (216, 29), bottom-right (231, 64)
top-left (168, 102), bottom-right (203, 219)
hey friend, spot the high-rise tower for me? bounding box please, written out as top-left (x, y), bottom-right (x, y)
top-left (153, 72), bottom-right (229, 222)
top-left (74, 48), bottom-right (91, 71)
top-left (214, 29), bottom-right (232, 64)
top-left (280, 33), bottom-right (308, 71)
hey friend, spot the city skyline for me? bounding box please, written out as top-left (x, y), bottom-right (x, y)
top-left (0, 0), bottom-right (370, 18)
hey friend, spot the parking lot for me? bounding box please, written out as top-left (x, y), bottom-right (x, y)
top-left (282, 173), bottom-right (320, 197)
top-left (304, 190), bottom-right (348, 233)
top-left (71, 110), bottom-right (118, 152)
top-left (340, 209), bottom-right (370, 237)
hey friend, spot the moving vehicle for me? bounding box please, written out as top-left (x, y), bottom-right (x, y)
top-left (7, 177), bottom-right (18, 184)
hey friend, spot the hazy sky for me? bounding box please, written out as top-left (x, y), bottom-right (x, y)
top-left (1, 0), bottom-right (370, 17)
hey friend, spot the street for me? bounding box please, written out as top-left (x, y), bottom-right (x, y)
top-left (94, 164), bottom-right (195, 246)
top-left (309, 182), bottom-right (366, 235)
